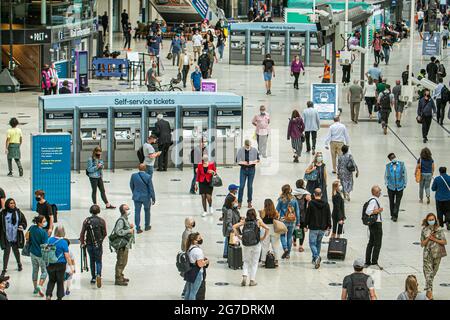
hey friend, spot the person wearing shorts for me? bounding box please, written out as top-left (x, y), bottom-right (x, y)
top-left (262, 54), bottom-right (275, 95)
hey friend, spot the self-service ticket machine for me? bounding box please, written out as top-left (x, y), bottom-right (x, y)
top-left (216, 108), bottom-right (242, 165)
top-left (80, 111), bottom-right (108, 169)
top-left (230, 30), bottom-right (246, 64)
top-left (250, 31), bottom-right (266, 65)
top-left (182, 109), bottom-right (209, 166)
top-left (269, 31), bottom-right (285, 65)
top-left (290, 32), bottom-right (304, 62)
top-left (148, 110), bottom-right (176, 168)
top-left (114, 111), bottom-right (142, 168)
top-left (44, 111), bottom-right (75, 168)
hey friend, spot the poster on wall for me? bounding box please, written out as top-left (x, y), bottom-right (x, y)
top-left (31, 133), bottom-right (71, 211)
top-left (422, 32), bottom-right (441, 56)
top-left (201, 79), bottom-right (218, 92)
top-left (311, 83), bottom-right (338, 120)
top-left (57, 78), bottom-right (76, 93)
top-left (53, 60), bottom-right (69, 78)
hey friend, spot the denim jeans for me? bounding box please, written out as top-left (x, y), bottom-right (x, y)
top-left (218, 44), bottom-right (225, 59)
top-left (383, 46), bottom-right (390, 64)
top-left (223, 236), bottom-right (229, 257)
top-left (190, 165), bottom-right (197, 193)
top-left (86, 245), bottom-right (103, 279)
top-left (419, 173), bottom-right (433, 200)
top-left (309, 229), bottom-right (325, 261)
top-left (185, 270), bottom-right (203, 300)
top-left (134, 200), bottom-right (151, 230)
top-left (31, 253), bottom-right (47, 282)
top-left (238, 167), bottom-right (256, 203)
top-left (280, 222), bottom-right (295, 253)
top-left (145, 165), bottom-right (154, 180)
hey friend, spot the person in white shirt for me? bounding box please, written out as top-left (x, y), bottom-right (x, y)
top-left (302, 101), bottom-right (321, 155)
top-left (178, 48), bottom-right (194, 88)
top-left (324, 116), bottom-right (350, 174)
top-left (364, 77), bottom-right (377, 119)
top-left (251, 105), bottom-right (270, 157)
top-left (192, 30), bottom-right (203, 62)
top-left (143, 134), bottom-right (161, 179)
top-left (364, 185), bottom-right (384, 270)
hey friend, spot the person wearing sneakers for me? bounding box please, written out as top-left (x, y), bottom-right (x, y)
top-left (416, 148), bottom-right (435, 205)
top-left (28, 215), bottom-right (48, 297)
top-left (364, 185), bottom-right (384, 270)
top-left (385, 152), bottom-right (407, 222)
top-left (276, 184), bottom-right (300, 260)
top-left (302, 101), bottom-right (320, 155)
top-left (35, 190), bottom-right (54, 236)
top-left (196, 154), bottom-right (217, 217)
top-left (324, 116), bottom-right (350, 174)
top-left (236, 140), bottom-right (260, 209)
top-left (377, 84), bottom-right (394, 135)
top-left (87, 147), bottom-right (116, 210)
top-left (262, 53), bottom-right (275, 95)
top-left (233, 209), bottom-right (269, 287)
top-left (113, 204), bottom-right (135, 286)
top-left (130, 163), bottom-right (156, 233)
top-left (305, 188), bottom-right (331, 269)
top-left (392, 80), bottom-right (405, 128)
top-left (79, 205), bottom-right (107, 288)
top-left (6, 117), bottom-right (23, 177)
top-left (292, 179), bottom-right (311, 252)
top-left (341, 259), bottom-right (377, 300)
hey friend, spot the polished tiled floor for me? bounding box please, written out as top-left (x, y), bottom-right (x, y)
top-left (1, 30), bottom-right (450, 300)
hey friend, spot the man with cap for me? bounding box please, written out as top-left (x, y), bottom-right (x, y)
top-left (341, 259), bottom-right (377, 300)
top-left (236, 140), bottom-right (260, 209)
top-left (0, 274), bottom-right (9, 300)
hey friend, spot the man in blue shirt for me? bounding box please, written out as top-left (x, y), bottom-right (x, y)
top-left (366, 63), bottom-right (382, 82)
top-left (170, 34), bottom-right (182, 66)
top-left (130, 163), bottom-right (155, 233)
top-left (432, 78), bottom-right (447, 125)
top-left (190, 66), bottom-right (202, 91)
top-left (432, 167), bottom-right (450, 229)
top-left (384, 153), bottom-right (407, 222)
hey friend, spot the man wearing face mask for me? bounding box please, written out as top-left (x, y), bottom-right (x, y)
top-left (112, 204), bottom-right (135, 286)
top-left (417, 89), bottom-right (437, 143)
top-left (252, 106), bottom-right (270, 158)
top-left (236, 140), bottom-right (260, 209)
top-left (35, 190), bottom-right (54, 236)
top-left (0, 274), bottom-right (9, 300)
top-left (384, 153), bottom-right (407, 222)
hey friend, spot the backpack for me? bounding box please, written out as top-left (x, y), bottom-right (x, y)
top-left (284, 204), bottom-right (296, 222)
top-left (51, 204), bottom-right (58, 223)
top-left (137, 146), bottom-right (145, 164)
top-left (85, 217), bottom-right (104, 247)
top-left (265, 251), bottom-right (276, 269)
top-left (441, 85), bottom-right (450, 103)
top-left (361, 198), bottom-right (379, 226)
top-left (241, 220), bottom-right (260, 246)
top-left (176, 246), bottom-right (196, 276)
top-left (348, 273), bottom-right (371, 300)
top-left (108, 217), bottom-right (132, 252)
top-left (41, 239), bottom-right (63, 266)
top-left (439, 64), bottom-right (447, 78)
top-left (380, 92), bottom-right (391, 110)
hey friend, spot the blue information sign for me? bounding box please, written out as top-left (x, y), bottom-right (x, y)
top-left (192, 0), bottom-right (209, 19)
top-left (311, 83), bottom-right (338, 120)
top-left (422, 32), bottom-right (441, 56)
top-left (31, 133), bottom-right (71, 211)
top-left (53, 60), bottom-right (69, 78)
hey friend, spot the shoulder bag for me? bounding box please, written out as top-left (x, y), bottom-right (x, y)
top-left (441, 176), bottom-right (450, 192)
top-left (415, 159), bottom-right (422, 183)
top-left (273, 219), bottom-right (288, 234)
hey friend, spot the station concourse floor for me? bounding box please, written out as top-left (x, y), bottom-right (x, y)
top-left (1, 31), bottom-right (450, 300)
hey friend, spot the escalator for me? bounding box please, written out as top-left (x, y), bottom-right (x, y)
top-left (149, 0), bottom-right (225, 24)
top-left (1, 45), bottom-right (41, 88)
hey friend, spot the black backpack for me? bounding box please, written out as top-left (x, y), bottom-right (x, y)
top-left (85, 217), bottom-right (104, 247)
top-left (348, 273), bottom-right (371, 300)
top-left (439, 64), bottom-right (447, 78)
top-left (137, 146), bottom-right (145, 164)
top-left (50, 204), bottom-right (58, 223)
top-left (241, 220), bottom-right (260, 246)
top-left (380, 92), bottom-right (391, 110)
top-left (441, 85), bottom-right (450, 103)
top-left (361, 198), bottom-right (379, 226)
top-left (176, 246), bottom-right (196, 276)
top-left (265, 251), bottom-right (276, 268)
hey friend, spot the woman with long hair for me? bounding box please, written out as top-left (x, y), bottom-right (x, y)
top-left (397, 275), bottom-right (428, 300)
top-left (196, 154), bottom-right (217, 217)
top-left (260, 199), bottom-right (281, 267)
top-left (331, 180), bottom-right (345, 238)
top-left (416, 147), bottom-right (435, 204)
top-left (421, 213), bottom-right (447, 300)
top-left (276, 185), bottom-right (300, 259)
top-left (86, 147), bottom-right (115, 209)
top-left (287, 110), bottom-right (305, 163)
top-left (290, 55), bottom-right (305, 89)
top-left (183, 232), bottom-right (209, 300)
top-left (305, 151), bottom-right (328, 202)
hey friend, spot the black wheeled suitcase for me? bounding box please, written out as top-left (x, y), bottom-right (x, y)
top-left (327, 237), bottom-right (347, 260)
top-left (227, 245), bottom-right (243, 269)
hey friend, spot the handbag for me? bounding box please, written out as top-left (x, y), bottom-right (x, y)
top-left (210, 174), bottom-right (223, 187)
top-left (415, 160), bottom-right (422, 183)
top-left (300, 134), bottom-right (305, 143)
top-left (439, 244), bottom-right (447, 258)
top-left (273, 219), bottom-right (288, 234)
top-left (167, 52), bottom-right (173, 60)
top-left (304, 168), bottom-right (318, 181)
top-left (416, 115), bottom-right (423, 124)
top-left (346, 157), bottom-right (356, 172)
top-left (22, 241), bottom-right (31, 257)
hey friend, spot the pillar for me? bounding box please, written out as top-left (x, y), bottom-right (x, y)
top-left (305, 30), bottom-right (310, 66)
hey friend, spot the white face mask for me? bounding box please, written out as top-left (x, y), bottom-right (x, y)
top-left (338, 186), bottom-right (343, 193)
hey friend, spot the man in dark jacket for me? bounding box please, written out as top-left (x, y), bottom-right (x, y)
top-left (198, 50), bottom-right (211, 79)
top-left (58, 80), bottom-right (72, 94)
top-left (79, 204), bottom-right (107, 288)
top-left (154, 114), bottom-right (172, 171)
top-left (101, 12), bottom-right (108, 39)
top-left (121, 9), bottom-right (129, 32)
top-left (305, 188), bottom-right (331, 269)
top-left (426, 56), bottom-right (438, 83)
top-left (417, 89), bottom-right (437, 143)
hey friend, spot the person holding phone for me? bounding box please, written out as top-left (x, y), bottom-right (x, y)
top-left (86, 147), bottom-right (115, 209)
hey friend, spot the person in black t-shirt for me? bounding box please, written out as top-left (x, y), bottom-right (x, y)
top-left (426, 56), bottom-right (438, 83)
top-left (262, 54), bottom-right (275, 95)
top-left (0, 188), bottom-right (5, 210)
top-left (35, 190), bottom-right (54, 236)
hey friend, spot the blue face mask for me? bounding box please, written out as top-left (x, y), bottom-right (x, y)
top-left (428, 220), bottom-right (436, 226)
top-left (42, 222), bottom-right (48, 228)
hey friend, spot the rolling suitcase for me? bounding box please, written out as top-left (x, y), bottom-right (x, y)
top-left (227, 245), bottom-right (243, 269)
top-left (327, 237), bottom-right (347, 260)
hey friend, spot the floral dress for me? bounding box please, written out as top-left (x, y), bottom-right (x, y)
top-left (337, 153), bottom-right (357, 194)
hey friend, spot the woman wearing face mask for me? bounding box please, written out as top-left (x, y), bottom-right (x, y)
top-left (421, 213), bottom-right (447, 300)
top-left (276, 185), bottom-right (300, 260)
top-left (260, 199), bottom-right (281, 267)
top-left (337, 145), bottom-right (359, 201)
top-left (86, 147), bottom-right (115, 209)
top-left (222, 188), bottom-right (241, 258)
top-left (305, 152), bottom-right (328, 202)
top-left (0, 198), bottom-right (27, 276)
top-left (28, 215), bottom-right (49, 297)
top-left (287, 110), bottom-right (305, 163)
top-left (184, 232), bottom-right (209, 300)
top-left (196, 154), bottom-right (217, 217)
top-left (331, 181), bottom-right (345, 238)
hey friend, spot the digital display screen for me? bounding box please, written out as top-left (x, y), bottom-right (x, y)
top-left (78, 52), bottom-right (88, 74)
